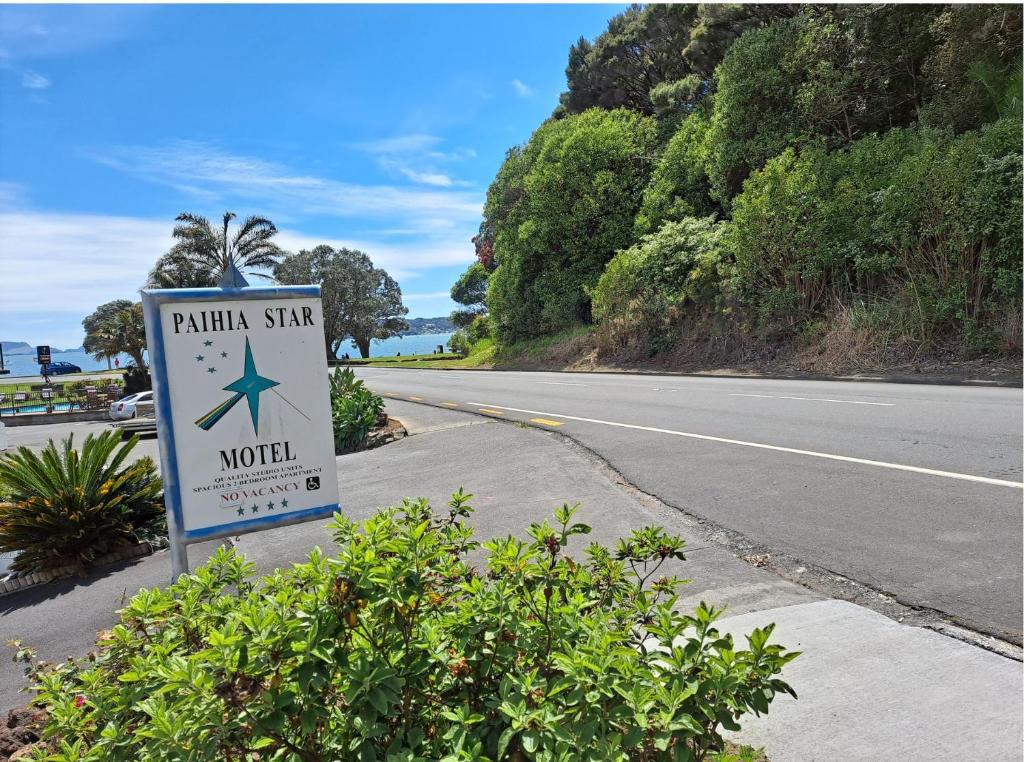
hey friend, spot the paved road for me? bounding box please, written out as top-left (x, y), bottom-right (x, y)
top-left (354, 368), bottom-right (1024, 641)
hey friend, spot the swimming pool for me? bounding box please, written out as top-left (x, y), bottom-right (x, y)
top-left (0, 402), bottom-right (80, 415)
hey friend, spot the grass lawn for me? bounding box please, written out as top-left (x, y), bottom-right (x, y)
top-left (336, 327), bottom-right (595, 372)
top-left (336, 340), bottom-right (498, 369)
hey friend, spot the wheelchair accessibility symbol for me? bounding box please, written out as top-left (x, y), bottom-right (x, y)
top-left (306, 476), bottom-right (321, 491)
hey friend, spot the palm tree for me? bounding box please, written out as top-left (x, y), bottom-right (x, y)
top-left (146, 250), bottom-right (218, 289)
top-left (83, 302), bottom-right (148, 369)
top-left (170, 212), bottom-right (283, 285)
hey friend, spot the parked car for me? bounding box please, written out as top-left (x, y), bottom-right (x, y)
top-left (40, 361), bottom-right (82, 375)
top-left (109, 391), bottom-right (154, 420)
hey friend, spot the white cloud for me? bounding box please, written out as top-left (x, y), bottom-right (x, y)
top-left (20, 70), bottom-right (49, 89)
top-left (397, 168), bottom-right (453, 187)
top-left (353, 134), bottom-right (440, 154)
top-left (0, 209), bottom-right (475, 320)
top-left (0, 210), bottom-right (171, 316)
top-left (399, 291), bottom-right (452, 301)
top-left (91, 141), bottom-right (483, 225)
top-left (2, 142), bottom-right (482, 341)
top-left (349, 133), bottom-right (475, 187)
top-left (511, 79), bottom-right (533, 97)
top-left (273, 230), bottom-right (470, 282)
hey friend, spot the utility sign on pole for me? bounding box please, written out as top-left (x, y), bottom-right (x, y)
top-left (142, 285), bottom-right (340, 577)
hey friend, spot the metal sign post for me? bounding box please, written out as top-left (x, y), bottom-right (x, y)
top-left (141, 281), bottom-right (340, 580)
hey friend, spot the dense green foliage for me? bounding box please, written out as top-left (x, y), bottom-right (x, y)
top-left (82, 300), bottom-right (148, 370)
top-left (276, 246), bottom-right (408, 359)
top-left (328, 367), bottom-right (386, 454)
top-left (729, 118), bottom-right (1023, 343)
top-left (450, 262), bottom-right (490, 328)
top-left (27, 494), bottom-right (796, 761)
top-left (0, 432), bottom-right (164, 573)
top-left (486, 109), bottom-right (658, 343)
top-left (475, 3), bottom-right (1023, 362)
top-left (593, 218), bottom-right (725, 357)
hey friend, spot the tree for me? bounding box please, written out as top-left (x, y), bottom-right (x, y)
top-left (145, 250), bottom-right (217, 289)
top-left (449, 263), bottom-right (489, 328)
top-left (706, 6), bottom-right (941, 201)
top-left (558, 5), bottom-right (699, 116)
top-left (486, 108), bottom-right (659, 342)
top-left (556, 4), bottom-right (795, 119)
top-left (634, 107), bottom-right (717, 236)
top-left (170, 212), bottom-right (283, 283)
top-left (922, 6), bottom-right (1023, 132)
top-left (82, 301), bottom-right (148, 369)
top-left (275, 246), bottom-right (409, 359)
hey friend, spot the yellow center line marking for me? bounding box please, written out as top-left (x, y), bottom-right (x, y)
top-left (440, 402), bottom-right (459, 407)
top-left (477, 408), bottom-right (505, 415)
top-left (530, 418), bottom-right (564, 427)
top-left (466, 402), bottom-right (1023, 490)
top-left (408, 396), bottom-right (424, 401)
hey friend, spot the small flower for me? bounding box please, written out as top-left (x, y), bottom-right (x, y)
top-left (74, 694), bottom-right (86, 708)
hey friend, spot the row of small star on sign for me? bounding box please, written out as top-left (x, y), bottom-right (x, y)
top-left (236, 497), bottom-right (289, 516)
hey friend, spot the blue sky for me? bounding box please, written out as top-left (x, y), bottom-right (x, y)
top-left (0, 4), bottom-right (622, 348)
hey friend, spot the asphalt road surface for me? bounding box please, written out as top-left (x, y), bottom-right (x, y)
top-left (354, 368), bottom-right (1023, 641)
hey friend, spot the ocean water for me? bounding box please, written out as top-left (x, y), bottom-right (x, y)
top-left (0, 349), bottom-right (135, 378)
top-left (340, 332), bottom-right (453, 359)
top-left (0, 333), bottom-right (454, 378)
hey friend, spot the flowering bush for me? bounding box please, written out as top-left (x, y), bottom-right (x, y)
top-left (26, 493), bottom-right (796, 761)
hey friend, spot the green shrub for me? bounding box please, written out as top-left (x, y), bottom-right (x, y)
top-left (728, 117), bottom-right (1023, 345)
top-left (593, 217), bottom-right (726, 357)
top-left (0, 432), bottom-right (165, 573)
top-left (27, 494), bottom-right (797, 761)
top-left (486, 109), bottom-right (660, 343)
top-left (635, 109), bottom-right (717, 236)
top-left (329, 367), bottom-right (385, 454)
top-left (448, 331), bottom-right (473, 356)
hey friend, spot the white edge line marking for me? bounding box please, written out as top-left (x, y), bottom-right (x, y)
top-left (538, 381), bottom-right (586, 386)
top-left (466, 402), bottom-right (1022, 489)
top-left (729, 393), bottom-right (894, 406)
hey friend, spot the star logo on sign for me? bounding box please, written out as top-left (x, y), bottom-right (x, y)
top-left (267, 500), bottom-right (275, 510)
top-left (195, 337), bottom-right (279, 434)
top-left (204, 340), bottom-right (213, 347)
top-left (251, 504), bottom-right (260, 514)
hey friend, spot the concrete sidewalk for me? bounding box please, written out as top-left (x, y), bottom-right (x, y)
top-left (0, 401), bottom-right (1020, 760)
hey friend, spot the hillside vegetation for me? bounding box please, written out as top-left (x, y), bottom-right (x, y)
top-left (453, 4), bottom-right (1023, 375)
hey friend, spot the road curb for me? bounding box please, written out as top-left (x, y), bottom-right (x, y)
top-left (356, 363), bottom-right (1022, 388)
top-left (386, 396), bottom-right (1023, 657)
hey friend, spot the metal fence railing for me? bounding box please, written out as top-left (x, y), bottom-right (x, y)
top-left (0, 380), bottom-right (126, 417)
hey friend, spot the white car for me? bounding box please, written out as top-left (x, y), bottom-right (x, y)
top-left (109, 391), bottom-right (154, 420)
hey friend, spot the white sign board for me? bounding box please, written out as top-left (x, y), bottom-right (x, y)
top-left (142, 286), bottom-right (340, 569)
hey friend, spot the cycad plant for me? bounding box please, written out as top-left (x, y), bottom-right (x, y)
top-left (0, 432), bottom-right (165, 574)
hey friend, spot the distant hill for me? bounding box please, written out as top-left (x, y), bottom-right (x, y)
top-left (401, 317), bottom-right (454, 335)
top-left (1, 341), bottom-right (79, 355)
top-left (0, 341), bottom-right (33, 355)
